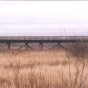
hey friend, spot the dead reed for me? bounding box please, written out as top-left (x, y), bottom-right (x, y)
top-left (0, 43), bottom-right (88, 88)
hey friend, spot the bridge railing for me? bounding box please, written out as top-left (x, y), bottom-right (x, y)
top-left (0, 36), bottom-right (88, 41)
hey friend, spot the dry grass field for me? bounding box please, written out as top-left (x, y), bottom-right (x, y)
top-left (0, 46), bottom-right (88, 88)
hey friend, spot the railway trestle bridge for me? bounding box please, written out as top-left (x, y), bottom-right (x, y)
top-left (0, 36), bottom-right (88, 50)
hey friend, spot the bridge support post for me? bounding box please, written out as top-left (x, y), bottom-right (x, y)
top-left (58, 42), bottom-right (61, 48)
top-left (18, 43), bottom-right (34, 50)
top-left (49, 42), bottom-right (61, 50)
top-left (25, 43), bottom-right (28, 50)
top-left (6, 43), bottom-right (10, 49)
top-left (39, 43), bottom-right (43, 50)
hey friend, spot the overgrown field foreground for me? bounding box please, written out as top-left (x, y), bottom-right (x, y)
top-left (0, 49), bottom-right (88, 88)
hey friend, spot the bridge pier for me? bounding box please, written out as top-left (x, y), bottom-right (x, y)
top-left (50, 42), bottom-right (61, 50)
top-left (6, 43), bottom-right (10, 49)
top-left (25, 43), bottom-right (28, 50)
top-left (58, 42), bottom-right (61, 48)
top-left (39, 43), bottom-right (43, 50)
top-left (18, 43), bottom-right (34, 50)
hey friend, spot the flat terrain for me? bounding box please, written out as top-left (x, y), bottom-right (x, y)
top-left (0, 49), bottom-right (88, 88)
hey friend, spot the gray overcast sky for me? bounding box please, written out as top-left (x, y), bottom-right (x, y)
top-left (0, 1), bottom-right (88, 36)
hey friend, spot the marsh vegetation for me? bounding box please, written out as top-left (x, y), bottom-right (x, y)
top-left (0, 42), bottom-right (88, 88)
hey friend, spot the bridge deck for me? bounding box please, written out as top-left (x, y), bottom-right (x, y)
top-left (0, 36), bottom-right (88, 50)
top-left (0, 36), bottom-right (88, 43)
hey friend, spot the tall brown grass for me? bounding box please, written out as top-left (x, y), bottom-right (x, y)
top-left (0, 46), bottom-right (88, 88)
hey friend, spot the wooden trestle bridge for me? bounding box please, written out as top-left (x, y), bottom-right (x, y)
top-left (0, 36), bottom-right (88, 50)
